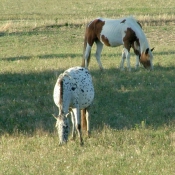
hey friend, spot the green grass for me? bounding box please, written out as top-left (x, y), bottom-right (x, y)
top-left (1, 0), bottom-right (175, 174)
top-left (1, 128), bottom-right (175, 174)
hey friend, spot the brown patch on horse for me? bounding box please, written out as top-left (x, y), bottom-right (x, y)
top-left (120, 19), bottom-right (126, 23)
top-left (81, 109), bottom-right (87, 131)
top-left (82, 19), bottom-right (105, 67)
top-left (140, 48), bottom-right (151, 68)
top-left (123, 27), bottom-right (140, 51)
top-left (131, 43), bottom-right (140, 56)
top-left (124, 28), bottom-right (152, 69)
top-left (81, 58), bottom-right (86, 67)
top-left (101, 35), bottom-right (110, 46)
top-left (86, 19), bottom-right (105, 46)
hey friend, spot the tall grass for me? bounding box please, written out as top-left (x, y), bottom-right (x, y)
top-left (0, 0), bottom-right (175, 174)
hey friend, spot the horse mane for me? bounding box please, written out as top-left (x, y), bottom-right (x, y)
top-left (140, 40), bottom-right (150, 53)
top-left (57, 72), bottom-right (77, 105)
top-left (57, 74), bottom-right (64, 105)
top-left (129, 17), bottom-right (150, 53)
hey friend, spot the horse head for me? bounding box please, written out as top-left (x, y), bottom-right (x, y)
top-left (140, 48), bottom-right (154, 69)
top-left (52, 114), bottom-right (69, 145)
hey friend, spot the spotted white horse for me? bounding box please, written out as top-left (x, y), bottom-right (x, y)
top-left (53, 67), bottom-right (94, 145)
top-left (82, 16), bottom-right (154, 71)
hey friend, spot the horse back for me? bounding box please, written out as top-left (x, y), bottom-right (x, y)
top-left (86, 16), bottom-right (143, 47)
top-left (64, 67), bottom-right (94, 109)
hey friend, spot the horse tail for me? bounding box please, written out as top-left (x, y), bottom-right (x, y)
top-left (137, 21), bottom-right (142, 28)
top-left (57, 76), bottom-right (63, 105)
top-left (81, 108), bottom-right (87, 131)
top-left (81, 26), bottom-right (91, 68)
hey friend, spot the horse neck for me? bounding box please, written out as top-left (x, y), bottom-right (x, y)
top-left (135, 27), bottom-right (150, 53)
top-left (138, 35), bottom-right (150, 53)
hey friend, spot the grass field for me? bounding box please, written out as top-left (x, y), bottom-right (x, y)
top-left (1, 0), bottom-right (175, 174)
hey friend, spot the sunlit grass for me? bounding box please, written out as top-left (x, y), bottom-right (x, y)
top-left (1, 127), bottom-right (175, 174)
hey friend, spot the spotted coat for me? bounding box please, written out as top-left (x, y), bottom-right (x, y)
top-left (53, 66), bottom-right (94, 145)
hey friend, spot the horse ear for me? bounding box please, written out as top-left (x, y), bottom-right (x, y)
top-left (151, 47), bottom-right (154, 52)
top-left (145, 48), bottom-right (149, 55)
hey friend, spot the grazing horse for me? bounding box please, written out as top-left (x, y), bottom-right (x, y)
top-left (53, 67), bottom-right (94, 145)
top-left (82, 16), bottom-right (154, 71)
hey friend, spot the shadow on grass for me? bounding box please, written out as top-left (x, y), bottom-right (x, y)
top-left (90, 65), bottom-right (175, 130)
top-left (0, 18), bottom-right (174, 38)
top-left (1, 53), bottom-right (81, 61)
top-left (1, 49), bottom-right (175, 62)
top-left (1, 65), bottom-right (175, 135)
top-left (0, 23), bottom-right (83, 38)
top-left (0, 69), bottom-right (64, 135)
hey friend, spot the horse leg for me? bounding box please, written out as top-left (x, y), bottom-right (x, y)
top-left (150, 59), bottom-right (154, 70)
top-left (72, 108), bottom-right (83, 145)
top-left (84, 43), bottom-right (92, 68)
top-left (133, 42), bottom-right (140, 70)
top-left (95, 40), bottom-right (104, 70)
top-left (85, 107), bottom-right (91, 137)
top-left (135, 55), bottom-right (140, 69)
top-left (123, 48), bottom-right (131, 71)
top-left (81, 109), bottom-right (87, 131)
top-left (70, 110), bottom-right (76, 140)
top-left (120, 48), bottom-right (126, 71)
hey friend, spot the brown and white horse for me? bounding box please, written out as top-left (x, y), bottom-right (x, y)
top-left (82, 16), bottom-right (154, 71)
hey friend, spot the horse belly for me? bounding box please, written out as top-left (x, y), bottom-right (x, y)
top-left (108, 37), bottom-right (123, 47)
top-left (70, 86), bottom-right (94, 109)
top-left (100, 23), bottom-right (123, 47)
top-left (79, 90), bottom-right (94, 109)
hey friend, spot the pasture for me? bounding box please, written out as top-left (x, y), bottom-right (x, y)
top-left (0, 0), bottom-right (175, 174)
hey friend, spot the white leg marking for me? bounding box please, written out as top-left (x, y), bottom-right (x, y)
top-left (84, 43), bottom-right (91, 68)
top-left (120, 48), bottom-right (126, 71)
top-left (95, 40), bottom-right (104, 70)
top-left (124, 48), bottom-right (131, 71)
top-left (72, 107), bottom-right (83, 144)
top-left (70, 110), bottom-right (76, 139)
top-left (135, 55), bottom-right (140, 69)
top-left (85, 108), bottom-right (90, 136)
top-left (151, 60), bottom-right (154, 70)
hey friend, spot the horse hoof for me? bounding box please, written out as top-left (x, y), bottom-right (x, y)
top-left (70, 136), bottom-right (76, 142)
top-left (100, 67), bottom-right (104, 71)
top-left (87, 131), bottom-right (91, 138)
top-left (80, 141), bottom-right (84, 146)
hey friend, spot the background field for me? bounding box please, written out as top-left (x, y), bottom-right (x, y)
top-left (1, 0), bottom-right (175, 174)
